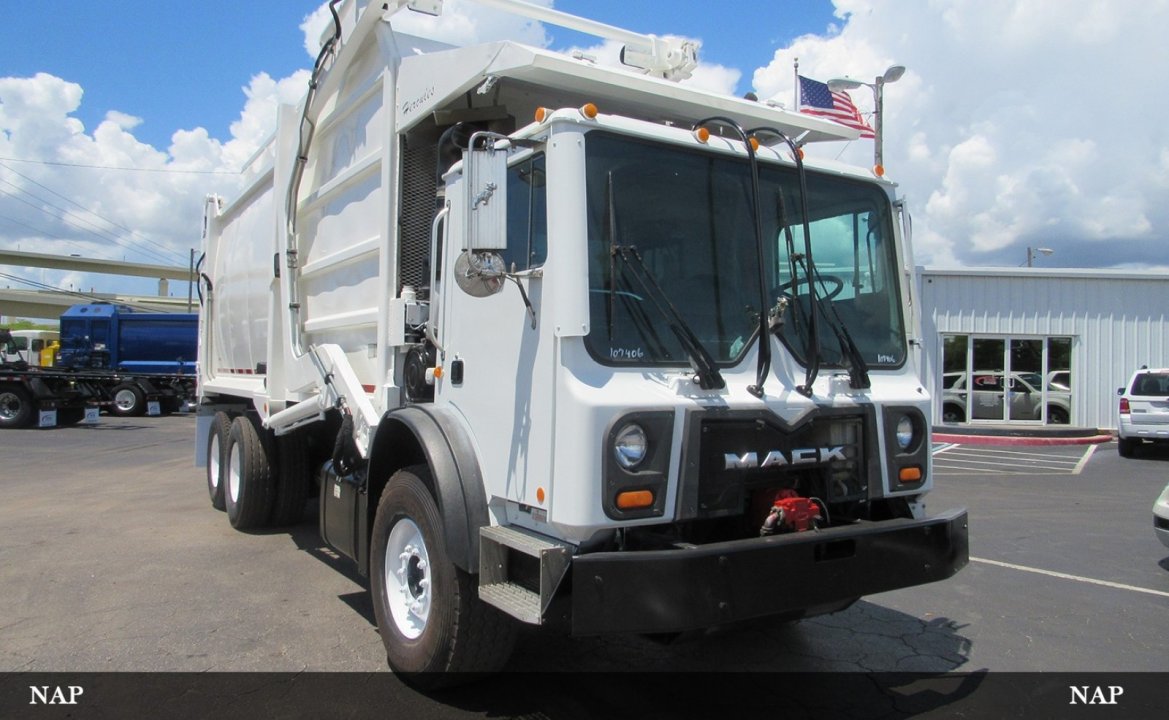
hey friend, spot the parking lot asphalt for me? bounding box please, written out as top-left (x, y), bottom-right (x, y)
top-left (2, 416), bottom-right (1167, 715)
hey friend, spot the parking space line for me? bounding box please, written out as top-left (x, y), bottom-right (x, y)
top-left (1072, 444), bottom-right (1098, 475)
top-left (935, 456), bottom-right (1077, 473)
top-left (932, 442), bottom-right (1099, 476)
top-left (971, 557), bottom-right (1169, 599)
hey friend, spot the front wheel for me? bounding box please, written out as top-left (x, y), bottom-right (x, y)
top-left (370, 465), bottom-right (515, 684)
top-left (0, 385), bottom-right (34, 429)
top-left (941, 403), bottom-right (965, 424)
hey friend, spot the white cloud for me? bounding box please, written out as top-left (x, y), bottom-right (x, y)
top-left (0, 70), bottom-right (301, 303)
top-left (4, 0), bottom-right (1168, 316)
top-left (751, 0), bottom-right (1169, 268)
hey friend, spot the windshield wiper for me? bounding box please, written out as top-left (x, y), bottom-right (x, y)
top-left (777, 189), bottom-right (871, 390)
top-left (693, 116), bottom-right (771, 398)
top-left (775, 191), bottom-right (818, 386)
top-left (751, 126), bottom-right (836, 396)
top-left (811, 269), bottom-right (872, 389)
top-left (613, 244), bottom-right (725, 390)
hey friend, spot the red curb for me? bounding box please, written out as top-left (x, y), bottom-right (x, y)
top-left (932, 433), bottom-right (1115, 447)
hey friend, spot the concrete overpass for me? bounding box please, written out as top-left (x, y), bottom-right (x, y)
top-left (0, 249), bottom-right (195, 321)
top-left (0, 288), bottom-right (194, 321)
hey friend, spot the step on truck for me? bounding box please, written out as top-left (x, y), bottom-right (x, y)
top-left (195, 0), bottom-right (968, 679)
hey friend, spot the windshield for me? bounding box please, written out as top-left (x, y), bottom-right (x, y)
top-left (583, 132), bottom-right (905, 369)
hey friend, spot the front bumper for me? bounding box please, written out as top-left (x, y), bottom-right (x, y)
top-left (570, 508), bottom-right (969, 635)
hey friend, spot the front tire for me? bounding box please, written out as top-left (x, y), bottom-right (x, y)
top-left (941, 403), bottom-right (964, 424)
top-left (0, 385), bottom-right (34, 429)
top-left (370, 465), bottom-right (515, 683)
top-left (206, 411), bottom-right (232, 511)
top-left (224, 416), bottom-right (274, 529)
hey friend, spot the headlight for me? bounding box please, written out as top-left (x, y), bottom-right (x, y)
top-left (613, 423), bottom-right (648, 469)
top-left (895, 415), bottom-right (915, 450)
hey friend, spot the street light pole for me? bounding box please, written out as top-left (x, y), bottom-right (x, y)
top-left (829, 65), bottom-right (905, 175)
top-left (1026, 247), bottom-right (1054, 267)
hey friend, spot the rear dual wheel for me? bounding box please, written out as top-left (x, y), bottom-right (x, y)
top-left (225, 416), bottom-right (274, 529)
top-left (205, 411), bottom-right (232, 511)
top-left (207, 412), bottom-right (308, 525)
top-left (110, 383), bottom-right (146, 417)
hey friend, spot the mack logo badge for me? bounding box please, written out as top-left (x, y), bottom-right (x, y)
top-left (724, 446), bottom-right (848, 470)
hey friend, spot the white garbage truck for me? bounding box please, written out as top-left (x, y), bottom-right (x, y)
top-left (196, 0), bottom-right (968, 678)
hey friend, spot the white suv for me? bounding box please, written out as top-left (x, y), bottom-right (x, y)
top-left (1117, 368), bottom-right (1169, 458)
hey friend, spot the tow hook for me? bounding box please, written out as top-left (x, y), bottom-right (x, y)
top-left (760, 489), bottom-right (823, 536)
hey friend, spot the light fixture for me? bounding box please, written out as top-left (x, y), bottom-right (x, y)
top-left (1026, 247), bottom-right (1055, 267)
top-left (826, 64), bottom-right (906, 175)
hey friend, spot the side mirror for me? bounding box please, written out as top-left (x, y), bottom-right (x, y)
top-left (464, 135), bottom-right (508, 252)
top-left (1116, 387), bottom-right (1124, 396)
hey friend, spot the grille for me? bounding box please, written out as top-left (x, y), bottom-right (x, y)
top-left (398, 137), bottom-right (438, 299)
top-left (690, 413), bottom-right (866, 518)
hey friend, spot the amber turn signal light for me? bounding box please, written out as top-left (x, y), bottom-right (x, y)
top-left (616, 490), bottom-right (654, 510)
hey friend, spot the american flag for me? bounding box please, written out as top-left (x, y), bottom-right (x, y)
top-left (798, 75), bottom-right (875, 139)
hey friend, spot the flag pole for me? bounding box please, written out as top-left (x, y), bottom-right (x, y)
top-left (793, 57), bottom-right (800, 111)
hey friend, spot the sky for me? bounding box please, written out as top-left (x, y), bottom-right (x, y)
top-left (2, 0), bottom-right (1168, 307)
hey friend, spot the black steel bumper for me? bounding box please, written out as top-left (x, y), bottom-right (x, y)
top-left (570, 508), bottom-right (969, 636)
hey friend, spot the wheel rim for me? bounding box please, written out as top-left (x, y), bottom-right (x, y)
top-left (209, 433), bottom-right (221, 492)
top-left (228, 441), bottom-right (242, 504)
top-left (0, 392), bottom-right (19, 421)
top-left (115, 389), bottom-right (137, 411)
top-left (385, 518), bottom-right (431, 640)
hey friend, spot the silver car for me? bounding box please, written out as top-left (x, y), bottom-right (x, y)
top-left (942, 371), bottom-right (1071, 424)
top-left (1117, 368), bottom-right (1169, 458)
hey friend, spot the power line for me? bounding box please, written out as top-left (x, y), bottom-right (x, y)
top-left (0, 185), bottom-right (181, 266)
top-left (0, 155), bottom-right (240, 175)
top-left (0, 211), bottom-right (108, 259)
top-left (0, 162), bottom-right (189, 265)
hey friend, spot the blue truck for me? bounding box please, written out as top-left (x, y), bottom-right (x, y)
top-left (0, 303), bottom-right (198, 428)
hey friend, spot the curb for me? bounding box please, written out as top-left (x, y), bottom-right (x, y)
top-left (932, 432), bottom-right (1114, 447)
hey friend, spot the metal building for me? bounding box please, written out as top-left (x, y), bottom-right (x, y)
top-left (916, 266), bottom-right (1169, 431)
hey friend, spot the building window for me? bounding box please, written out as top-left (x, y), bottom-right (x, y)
top-left (940, 334), bottom-right (1073, 425)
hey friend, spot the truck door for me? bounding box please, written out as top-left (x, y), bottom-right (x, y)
top-left (437, 148), bottom-right (554, 511)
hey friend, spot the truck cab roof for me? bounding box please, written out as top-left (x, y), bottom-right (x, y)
top-left (393, 38), bottom-right (860, 146)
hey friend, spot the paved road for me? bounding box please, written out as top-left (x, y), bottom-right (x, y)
top-left (1, 417), bottom-right (1167, 715)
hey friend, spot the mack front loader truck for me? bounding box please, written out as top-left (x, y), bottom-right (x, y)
top-left (196, 0), bottom-right (968, 679)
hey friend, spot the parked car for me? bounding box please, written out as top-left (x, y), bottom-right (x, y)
top-left (1117, 368), bottom-right (1169, 458)
top-left (941, 371), bottom-right (1071, 424)
top-left (1155, 482), bottom-right (1169, 549)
